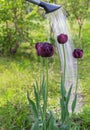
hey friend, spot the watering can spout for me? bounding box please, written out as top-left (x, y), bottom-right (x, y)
top-left (26, 0), bottom-right (61, 14)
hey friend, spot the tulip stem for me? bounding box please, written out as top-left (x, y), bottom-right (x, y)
top-left (60, 44), bottom-right (67, 124)
top-left (40, 57), bottom-right (43, 86)
top-left (42, 58), bottom-right (48, 130)
top-left (62, 45), bottom-right (66, 84)
top-left (75, 60), bottom-right (78, 94)
top-left (46, 58), bottom-right (48, 95)
top-left (45, 58), bottom-right (48, 111)
top-left (41, 57), bottom-right (44, 79)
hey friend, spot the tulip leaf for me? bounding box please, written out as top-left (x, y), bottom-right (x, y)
top-left (46, 112), bottom-right (53, 129)
top-left (61, 77), bottom-right (66, 98)
top-left (43, 83), bottom-right (47, 102)
top-left (66, 84), bottom-right (73, 113)
top-left (33, 83), bottom-right (40, 110)
top-left (31, 119), bottom-right (39, 130)
top-left (48, 112), bottom-right (59, 130)
top-left (72, 94), bottom-right (77, 113)
top-left (60, 124), bottom-right (70, 130)
top-left (60, 98), bottom-right (66, 122)
top-left (27, 91), bottom-right (38, 119)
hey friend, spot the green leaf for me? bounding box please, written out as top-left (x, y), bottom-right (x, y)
top-left (60, 98), bottom-right (66, 123)
top-left (61, 77), bottom-right (66, 98)
top-left (48, 112), bottom-right (59, 130)
top-left (66, 85), bottom-right (72, 106)
top-left (70, 126), bottom-right (80, 130)
top-left (46, 112), bottom-right (52, 129)
top-left (33, 83), bottom-right (40, 110)
top-left (31, 120), bottom-right (39, 130)
top-left (66, 84), bottom-right (73, 115)
top-left (42, 83), bottom-right (47, 102)
top-left (27, 91), bottom-right (38, 119)
top-left (60, 124), bottom-right (70, 130)
top-left (40, 72), bottom-right (44, 89)
top-left (72, 94), bottom-right (77, 113)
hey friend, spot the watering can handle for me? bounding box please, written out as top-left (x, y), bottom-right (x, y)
top-left (26, 0), bottom-right (40, 5)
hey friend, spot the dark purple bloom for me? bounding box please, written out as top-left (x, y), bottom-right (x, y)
top-left (35, 42), bottom-right (42, 49)
top-left (35, 42), bottom-right (54, 57)
top-left (57, 34), bottom-right (68, 44)
top-left (35, 42), bottom-right (43, 56)
top-left (73, 49), bottom-right (83, 58)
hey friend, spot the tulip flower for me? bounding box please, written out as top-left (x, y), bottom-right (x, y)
top-left (35, 42), bottom-right (42, 49)
top-left (35, 42), bottom-right (54, 57)
top-left (73, 49), bottom-right (83, 58)
top-left (35, 42), bottom-right (43, 56)
top-left (57, 34), bottom-right (68, 44)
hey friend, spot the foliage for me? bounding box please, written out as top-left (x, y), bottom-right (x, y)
top-left (79, 105), bottom-right (90, 128)
top-left (0, 0), bottom-right (47, 54)
top-left (0, 50), bottom-right (60, 129)
top-left (0, 0), bottom-right (90, 129)
top-left (0, 101), bottom-right (32, 130)
top-left (71, 105), bottom-right (90, 129)
top-left (0, 39), bottom-right (90, 129)
top-left (62, 0), bottom-right (90, 38)
top-left (27, 80), bottom-right (58, 130)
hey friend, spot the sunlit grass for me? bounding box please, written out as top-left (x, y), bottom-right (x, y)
top-left (0, 20), bottom-right (90, 129)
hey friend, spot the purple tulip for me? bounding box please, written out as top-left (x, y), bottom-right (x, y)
top-left (57, 34), bottom-right (68, 44)
top-left (35, 42), bottom-right (43, 56)
top-left (35, 42), bottom-right (42, 49)
top-left (35, 42), bottom-right (54, 57)
top-left (73, 49), bottom-right (83, 58)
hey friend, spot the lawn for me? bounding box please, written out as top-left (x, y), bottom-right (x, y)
top-left (0, 21), bottom-right (90, 129)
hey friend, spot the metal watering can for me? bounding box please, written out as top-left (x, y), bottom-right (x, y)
top-left (26, 0), bottom-right (61, 13)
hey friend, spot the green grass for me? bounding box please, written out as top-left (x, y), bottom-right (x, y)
top-left (0, 43), bottom-right (61, 129)
top-left (70, 19), bottom-right (90, 104)
top-left (0, 21), bottom-right (90, 129)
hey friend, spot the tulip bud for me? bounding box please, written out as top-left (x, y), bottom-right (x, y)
top-left (73, 49), bottom-right (83, 58)
top-left (35, 42), bottom-right (54, 57)
top-left (57, 34), bottom-right (68, 44)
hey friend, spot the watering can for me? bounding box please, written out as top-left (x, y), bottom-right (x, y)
top-left (26, 0), bottom-right (61, 13)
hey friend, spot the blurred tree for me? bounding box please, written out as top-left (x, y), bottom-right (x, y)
top-left (0, 0), bottom-right (26, 54)
top-left (62, 0), bottom-right (90, 38)
top-left (49, 0), bottom-right (90, 38)
top-left (0, 0), bottom-right (47, 55)
top-left (48, 0), bottom-right (90, 49)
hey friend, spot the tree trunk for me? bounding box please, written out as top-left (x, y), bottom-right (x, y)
top-left (10, 43), bottom-right (20, 54)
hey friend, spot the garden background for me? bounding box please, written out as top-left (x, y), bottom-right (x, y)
top-left (0, 0), bottom-right (90, 129)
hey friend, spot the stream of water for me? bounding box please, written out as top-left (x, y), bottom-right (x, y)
top-left (48, 8), bottom-right (78, 112)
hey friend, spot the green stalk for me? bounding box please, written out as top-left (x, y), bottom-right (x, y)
top-left (40, 58), bottom-right (48, 130)
top-left (62, 45), bottom-right (66, 84)
top-left (40, 57), bottom-right (45, 129)
top-left (71, 59), bottom-right (79, 113)
top-left (42, 58), bottom-right (44, 78)
top-left (75, 60), bottom-right (78, 94)
top-left (46, 58), bottom-right (48, 103)
top-left (40, 57), bottom-right (44, 85)
top-left (72, 60), bottom-right (78, 113)
top-left (60, 44), bottom-right (67, 124)
top-left (43, 58), bottom-right (48, 130)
